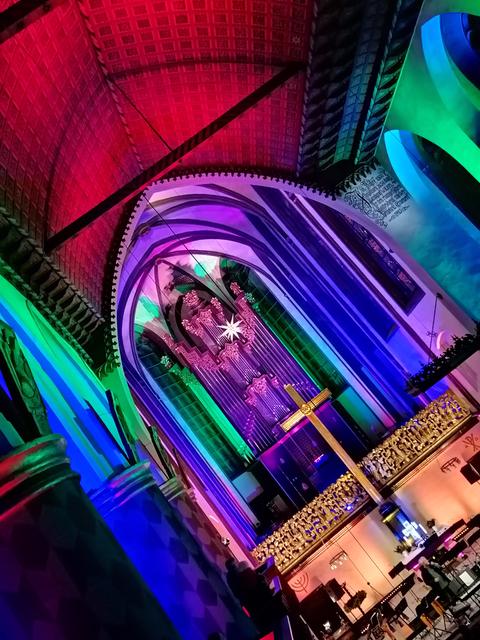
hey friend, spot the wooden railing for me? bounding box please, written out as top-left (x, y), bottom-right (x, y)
top-left (252, 392), bottom-right (472, 573)
top-left (359, 391), bottom-right (471, 484)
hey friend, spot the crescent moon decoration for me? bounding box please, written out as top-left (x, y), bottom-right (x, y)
top-left (436, 330), bottom-right (453, 352)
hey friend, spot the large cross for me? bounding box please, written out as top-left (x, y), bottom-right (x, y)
top-left (281, 384), bottom-right (383, 505)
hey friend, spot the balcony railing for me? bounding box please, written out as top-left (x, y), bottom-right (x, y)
top-left (252, 392), bottom-right (473, 573)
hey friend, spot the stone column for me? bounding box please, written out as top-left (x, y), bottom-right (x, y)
top-left (91, 462), bottom-right (257, 640)
top-left (161, 476), bottom-right (234, 575)
top-left (0, 435), bottom-right (180, 640)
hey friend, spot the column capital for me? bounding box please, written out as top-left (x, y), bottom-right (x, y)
top-left (0, 434), bottom-right (77, 518)
top-left (160, 475), bottom-right (192, 503)
top-left (90, 461), bottom-right (157, 516)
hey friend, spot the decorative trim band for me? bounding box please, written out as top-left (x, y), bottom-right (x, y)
top-left (0, 207), bottom-right (102, 362)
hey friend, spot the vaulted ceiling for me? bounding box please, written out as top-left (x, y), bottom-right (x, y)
top-left (0, 0), bottom-right (421, 358)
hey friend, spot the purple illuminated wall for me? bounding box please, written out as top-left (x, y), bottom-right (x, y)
top-left (139, 274), bottom-right (370, 507)
top-left (114, 176), bottom-right (472, 541)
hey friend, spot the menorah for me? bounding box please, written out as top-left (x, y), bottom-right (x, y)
top-left (289, 572), bottom-right (309, 594)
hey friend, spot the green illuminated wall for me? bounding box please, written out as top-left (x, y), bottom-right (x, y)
top-left (0, 270), bottom-right (135, 489)
top-left (137, 334), bottom-right (251, 478)
top-left (382, 3), bottom-right (480, 183)
top-left (376, 1), bottom-right (480, 319)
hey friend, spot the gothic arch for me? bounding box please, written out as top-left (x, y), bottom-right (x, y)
top-left (107, 170), bottom-right (478, 545)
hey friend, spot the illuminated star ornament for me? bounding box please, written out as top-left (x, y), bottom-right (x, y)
top-left (219, 315), bottom-right (243, 341)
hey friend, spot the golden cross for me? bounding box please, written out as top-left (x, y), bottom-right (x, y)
top-left (282, 384), bottom-right (383, 505)
top-left (279, 388), bottom-right (332, 432)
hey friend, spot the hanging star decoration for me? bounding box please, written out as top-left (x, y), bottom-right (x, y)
top-left (218, 315), bottom-right (243, 341)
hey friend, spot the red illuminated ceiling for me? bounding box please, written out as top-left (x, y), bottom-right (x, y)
top-left (0, 0), bottom-right (312, 309)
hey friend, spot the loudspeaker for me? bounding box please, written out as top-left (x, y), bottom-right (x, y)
top-left (300, 585), bottom-right (348, 634)
top-left (460, 463), bottom-right (480, 484)
top-left (326, 579), bottom-right (345, 601)
top-left (469, 452), bottom-right (480, 473)
top-left (467, 529), bottom-right (480, 547)
top-left (236, 461), bottom-right (295, 531)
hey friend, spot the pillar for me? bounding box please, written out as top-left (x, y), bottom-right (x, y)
top-left (91, 462), bottom-right (257, 640)
top-left (161, 475), bottom-right (234, 575)
top-left (0, 435), bottom-right (180, 640)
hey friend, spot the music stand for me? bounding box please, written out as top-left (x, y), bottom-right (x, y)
top-left (416, 597), bottom-right (436, 636)
top-left (467, 528), bottom-right (480, 557)
top-left (400, 573), bottom-right (416, 594)
top-left (416, 596), bottom-right (451, 639)
top-left (467, 513), bottom-right (480, 530)
top-left (388, 562), bottom-right (405, 580)
top-left (443, 519), bottom-right (465, 538)
top-left (430, 599), bottom-right (454, 635)
top-left (381, 601), bottom-right (395, 620)
top-left (400, 572), bottom-right (421, 607)
top-left (441, 540), bottom-right (468, 575)
top-left (468, 530), bottom-right (480, 576)
top-left (394, 597), bottom-right (410, 622)
top-left (451, 540), bottom-right (468, 570)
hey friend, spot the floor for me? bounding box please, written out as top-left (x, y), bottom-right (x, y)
top-left (354, 548), bottom-right (480, 640)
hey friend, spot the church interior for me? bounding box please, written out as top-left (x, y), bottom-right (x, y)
top-left (2, 1), bottom-right (480, 638)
